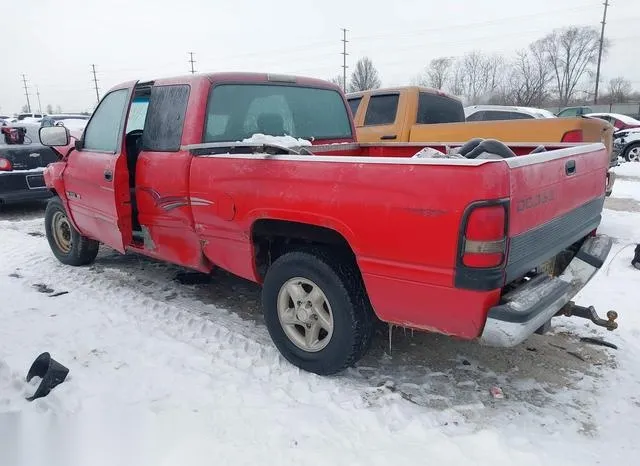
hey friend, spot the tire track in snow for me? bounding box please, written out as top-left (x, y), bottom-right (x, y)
top-left (0, 225), bottom-right (390, 413)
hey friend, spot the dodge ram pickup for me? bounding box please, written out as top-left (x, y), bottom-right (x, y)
top-left (39, 72), bottom-right (617, 375)
top-left (347, 86), bottom-right (617, 196)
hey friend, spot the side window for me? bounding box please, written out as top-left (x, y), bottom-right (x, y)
top-left (466, 111), bottom-right (485, 121)
top-left (506, 112), bottom-right (534, 120)
top-left (482, 111), bottom-right (511, 121)
top-left (348, 97), bottom-right (362, 117)
top-left (83, 89), bottom-right (129, 152)
top-left (141, 85), bottom-right (190, 152)
top-left (558, 108), bottom-right (577, 117)
top-left (364, 94), bottom-right (398, 126)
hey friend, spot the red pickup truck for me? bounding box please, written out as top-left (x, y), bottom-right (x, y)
top-left (39, 72), bottom-right (617, 375)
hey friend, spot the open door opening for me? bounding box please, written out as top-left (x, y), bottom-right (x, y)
top-left (121, 83), bottom-right (152, 245)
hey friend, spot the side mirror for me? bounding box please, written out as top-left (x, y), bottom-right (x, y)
top-left (39, 125), bottom-right (70, 147)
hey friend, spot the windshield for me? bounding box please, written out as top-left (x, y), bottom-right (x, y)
top-left (203, 84), bottom-right (352, 143)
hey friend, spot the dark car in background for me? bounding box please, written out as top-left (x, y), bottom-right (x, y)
top-left (0, 123), bottom-right (59, 208)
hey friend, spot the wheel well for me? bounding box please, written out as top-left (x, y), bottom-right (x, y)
top-left (251, 219), bottom-right (357, 280)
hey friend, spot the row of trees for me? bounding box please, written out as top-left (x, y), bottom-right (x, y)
top-left (333, 26), bottom-right (638, 107)
top-left (19, 104), bottom-right (64, 114)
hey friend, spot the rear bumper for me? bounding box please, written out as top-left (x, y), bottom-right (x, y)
top-left (0, 170), bottom-right (52, 204)
top-left (479, 234), bottom-right (612, 347)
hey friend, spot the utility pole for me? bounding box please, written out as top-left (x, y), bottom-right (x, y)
top-left (91, 64), bottom-right (100, 104)
top-left (593, 0), bottom-right (610, 105)
top-left (188, 52), bottom-right (197, 74)
top-left (36, 86), bottom-right (43, 115)
top-left (21, 74), bottom-right (32, 113)
top-left (341, 28), bottom-right (348, 93)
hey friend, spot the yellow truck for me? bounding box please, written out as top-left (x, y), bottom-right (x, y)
top-left (347, 86), bottom-right (616, 195)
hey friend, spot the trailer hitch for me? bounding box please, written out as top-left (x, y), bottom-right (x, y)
top-left (558, 301), bottom-right (618, 331)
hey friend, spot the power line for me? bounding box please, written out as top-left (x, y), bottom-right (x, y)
top-left (188, 52), bottom-right (197, 74)
top-left (21, 74), bottom-right (31, 113)
top-left (594, 0), bottom-right (610, 104)
top-left (91, 64), bottom-right (100, 104)
top-left (350, 3), bottom-right (601, 42)
top-left (341, 28), bottom-right (348, 92)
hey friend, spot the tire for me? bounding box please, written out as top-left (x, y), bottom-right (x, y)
top-left (624, 142), bottom-right (640, 162)
top-left (261, 248), bottom-right (374, 375)
top-left (44, 196), bottom-right (99, 266)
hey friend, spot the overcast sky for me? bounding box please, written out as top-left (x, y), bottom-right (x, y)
top-left (2, 0), bottom-right (639, 114)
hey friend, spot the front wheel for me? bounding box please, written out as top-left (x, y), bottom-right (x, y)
top-left (44, 196), bottom-right (99, 266)
top-left (624, 142), bottom-right (640, 162)
top-left (261, 249), bottom-right (374, 375)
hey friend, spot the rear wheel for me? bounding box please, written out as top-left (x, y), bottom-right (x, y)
top-left (44, 196), bottom-right (99, 266)
top-left (624, 142), bottom-right (640, 162)
top-left (261, 249), bottom-right (374, 375)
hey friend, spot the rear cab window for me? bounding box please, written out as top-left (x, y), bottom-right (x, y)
top-left (363, 94), bottom-right (399, 126)
top-left (203, 84), bottom-right (352, 143)
top-left (416, 92), bottom-right (465, 124)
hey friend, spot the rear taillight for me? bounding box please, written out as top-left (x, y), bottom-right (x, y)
top-left (0, 157), bottom-right (12, 171)
top-left (462, 205), bottom-right (507, 268)
top-left (561, 129), bottom-right (583, 142)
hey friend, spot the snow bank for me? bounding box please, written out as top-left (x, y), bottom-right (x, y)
top-left (242, 133), bottom-right (312, 148)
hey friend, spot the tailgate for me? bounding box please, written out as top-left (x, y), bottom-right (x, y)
top-left (504, 143), bottom-right (609, 283)
top-left (580, 117), bottom-right (614, 163)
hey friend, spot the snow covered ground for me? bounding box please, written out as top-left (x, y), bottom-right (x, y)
top-left (1, 163), bottom-right (640, 465)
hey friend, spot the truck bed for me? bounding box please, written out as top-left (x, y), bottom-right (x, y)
top-left (187, 140), bottom-right (609, 338)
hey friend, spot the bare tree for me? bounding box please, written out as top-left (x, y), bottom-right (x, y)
top-left (608, 77), bottom-right (633, 103)
top-left (46, 104), bottom-right (53, 114)
top-left (416, 57), bottom-right (454, 89)
top-left (328, 75), bottom-right (346, 91)
top-left (539, 26), bottom-right (604, 106)
top-left (448, 60), bottom-right (466, 99)
top-left (501, 42), bottom-right (552, 107)
top-left (460, 51), bottom-right (504, 104)
top-left (348, 57), bottom-right (381, 92)
top-left (55, 104), bottom-right (62, 113)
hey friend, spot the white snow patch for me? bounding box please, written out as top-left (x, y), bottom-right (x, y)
top-left (609, 179), bottom-right (640, 201)
top-left (242, 133), bottom-right (312, 148)
top-left (612, 161), bottom-right (640, 179)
